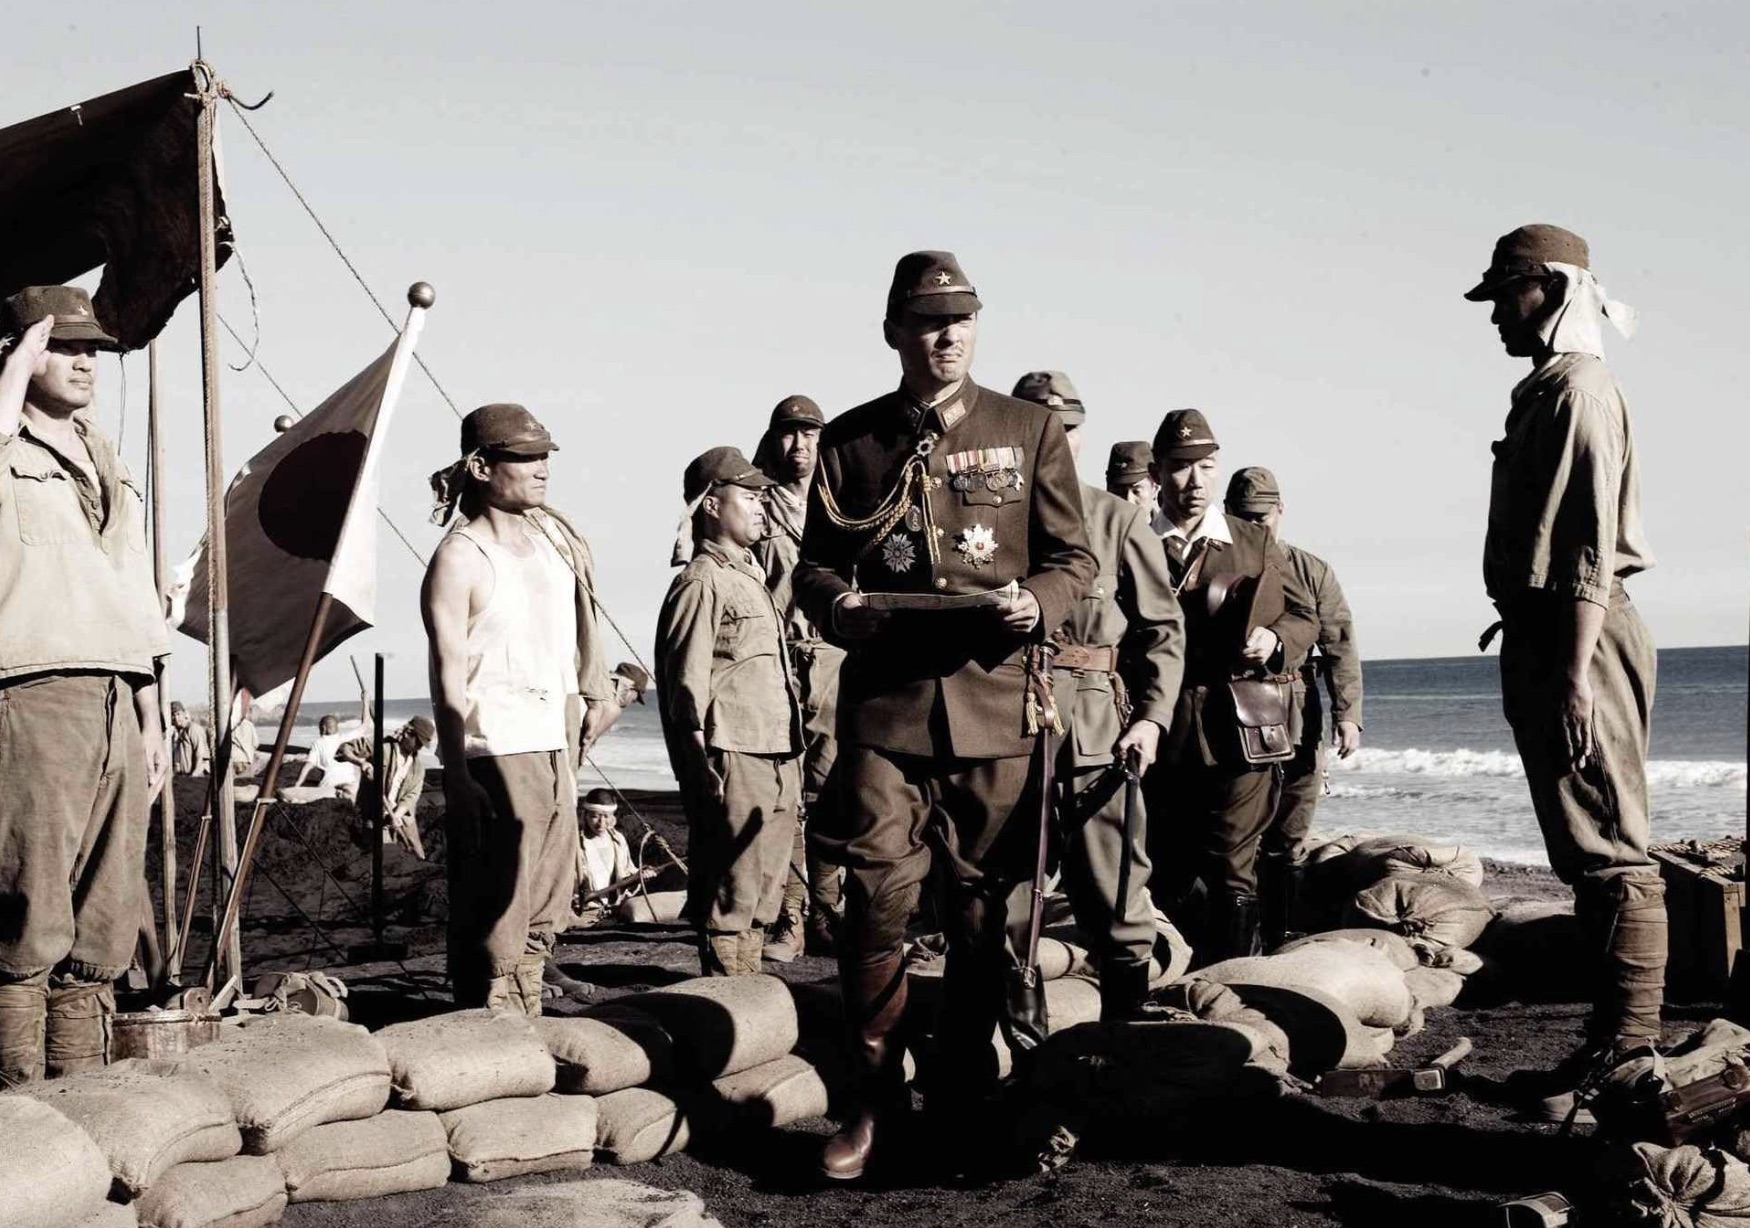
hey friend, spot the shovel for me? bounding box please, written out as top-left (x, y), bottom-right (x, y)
top-left (1317, 1037), bottom-right (1472, 1099)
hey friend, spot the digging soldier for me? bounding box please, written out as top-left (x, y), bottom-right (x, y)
top-left (1010, 372), bottom-right (1183, 1020)
top-left (796, 251), bottom-right (1095, 1181)
top-left (422, 403), bottom-right (620, 1014)
top-left (1464, 224), bottom-right (1665, 1118)
top-left (1223, 467), bottom-right (1364, 949)
top-left (1144, 409), bottom-right (1317, 964)
top-left (752, 395), bottom-right (846, 960)
top-left (0, 288), bottom-right (169, 1085)
top-left (655, 446), bottom-right (803, 976)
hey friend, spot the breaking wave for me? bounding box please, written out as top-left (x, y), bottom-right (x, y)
top-left (1333, 747), bottom-right (1746, 790)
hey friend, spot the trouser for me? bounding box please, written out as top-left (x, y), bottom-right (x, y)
top-left (822, 744), bottom-right (1039, 1100)
top-left (1145, 752), bottom-right (1279, 901)
top-left (445, 749), bottom-right (576, 1008)
top-left (1263, 741), bottom-right (1324, 862)
top-left (794, 649), bottom-right (845, 922)
top-left (1057, 756), bottom-right (1155, 971)
top-left (1500, 585), bottom-right (1664, 1040)
top-left (680, 750), bottom-right (800, 973)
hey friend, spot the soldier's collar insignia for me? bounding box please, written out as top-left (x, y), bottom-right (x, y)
top-left (940, 401), bottom-right (967, 429)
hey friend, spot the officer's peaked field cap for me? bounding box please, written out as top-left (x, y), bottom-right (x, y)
top-left (1152, 408), bottom-right (1219, 463)
top-left (1011, 370), bottom-right (1085, 425)
top-left (4, 285), bottom-right (122, 351)
top-left (685, 446), bottom-right (775, 504)
top-left (886, 250), bottom-right (982, 318)
top-left (768, 395), bottom-right (825, 431)
top-left (1463, 224), bottom-right (1590, 301)
top-left (1226, 466), bottom-right (1282, 514)
top-left (462, 403), bottom-right (558, 455)
top-left (1106, 441), bottom-right (1153, 486)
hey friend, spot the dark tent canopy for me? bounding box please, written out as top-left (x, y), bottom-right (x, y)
top-left (0, 68), bottom-right (232, 351)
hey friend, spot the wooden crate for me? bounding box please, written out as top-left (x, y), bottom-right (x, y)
top-left (1653, 839), bottom-right (1746, 999)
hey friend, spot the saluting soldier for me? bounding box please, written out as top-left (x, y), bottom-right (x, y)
top-left (1464, 224), bottom-right (1664, 1117)
top-left (1223, 467), bottom-right (1363, 948)
top-left (795, 251), bottom-right (1095, 1181)
top-left (1011, 372), bottom-right (1183, 1021)
top-left (1144, 410), bottom-right (1317, 964)
top-left (1105, 440), bottom-right (1160, 511)
top-left (752, 395), bottom-right (845, 961)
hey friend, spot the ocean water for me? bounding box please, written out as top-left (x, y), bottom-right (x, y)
top-left (288, 644), bottom-right (1747, 868)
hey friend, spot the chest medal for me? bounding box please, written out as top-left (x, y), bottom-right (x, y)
top-left (955, 523), bottom-right (998, 568)
top-left (881, 533), bottom-right (918, 574)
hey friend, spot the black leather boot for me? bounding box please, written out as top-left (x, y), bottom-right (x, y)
top-left (820, 956), bottom-right (909, 1181)
top-left (1098, 959), bottom-right (1152, 1023)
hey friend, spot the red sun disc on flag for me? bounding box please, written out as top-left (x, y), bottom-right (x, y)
top-left (258, 431), bottom-right (369, 560)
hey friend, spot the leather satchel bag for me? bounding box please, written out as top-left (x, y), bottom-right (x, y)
top-left (1227, 675), bottom-right (1297, 765)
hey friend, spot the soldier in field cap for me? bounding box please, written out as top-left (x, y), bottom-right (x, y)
top-left (423, 402), bottom-right (620, 1014)
top-left (1106, 441), bottom-right (1158, 509)
top-left (0, 286), bottom-right (167, 1085)
top-left (656, 446), bottom-right (803, 977)
top-left (1143, 409), bottom-right (1317, 965)
top-left (795, 252), bottom-right (1095, 1180)
top-left (1464, 223), bottom-right (1664, 1119)
top-left (1012, 370), bottom-right (1183, 1021)
top-left (751, 394), bottom-right (846, 961)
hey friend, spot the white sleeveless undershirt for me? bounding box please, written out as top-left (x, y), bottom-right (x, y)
top-left (454, 522), bottom-right (578, 759)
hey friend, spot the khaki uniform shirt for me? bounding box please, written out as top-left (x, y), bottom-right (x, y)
top-left (1058, 483), bottom-right (1185, 766)
top-left (1484, 352), bottom-right (1653, 607)
top-left (656, 539), bottom-right (802, 757)
top-left (754, 481), bottom-right (845, 741)
top-left (0, 417), bottom-right (168, 681)
top-left (172, 721), bottom-right (211, 775)
top-left (1281, 541), bottom-right (1363, 740)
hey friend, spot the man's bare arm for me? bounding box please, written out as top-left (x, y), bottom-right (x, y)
top-left (421, 537), bottom-right (493, 826)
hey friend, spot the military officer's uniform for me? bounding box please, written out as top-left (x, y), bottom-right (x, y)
top-left (1143, 410), bottom-right (1317, 964)
top-left (1011, 372), bottom-right (1184, 1021)
top-left (795, 252), bottom-right (1095, 1180)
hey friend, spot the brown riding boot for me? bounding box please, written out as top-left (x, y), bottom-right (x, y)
top-left (0, 974), bottom-right (48, 1088)
top-left (45, 981), bottom-right (113, 1078)
top-left (821, 956), bottom-right (909, 1182)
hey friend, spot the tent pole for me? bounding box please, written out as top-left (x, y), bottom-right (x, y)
top-left (195, 66), bottom-right (241, 990)
top-left (148, 338), bottom-right (180, 981)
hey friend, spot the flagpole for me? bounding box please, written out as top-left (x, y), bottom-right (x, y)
top-left (202, 283), bottom-right (433, 982)
top-left (148, 338), bottom-right (180, 981)
top-left (194, 59), bottom-right (242, 990)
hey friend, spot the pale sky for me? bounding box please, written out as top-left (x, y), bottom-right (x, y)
top-left (8, 1), bottom-right (1747, 704)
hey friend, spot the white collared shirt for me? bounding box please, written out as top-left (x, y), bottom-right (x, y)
top-left (1154, 503), bottom-right (1233, 547)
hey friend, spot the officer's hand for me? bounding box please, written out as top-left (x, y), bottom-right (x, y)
top-left (1115, 719), bottom-right (1162, 776)
top-left (1241, 627), bottom-right (1280, 666)
top-left (995, 586), bottom-right (1041, 634)
top-left (142, 726), bottom-right (169, 797)
top-left (1334, 720), bottom-right (1362, 759)
top-left (582, 695), bottom-right (623, 753)
top-left (4, 316), bottom-right (54, 380)
top-left (1561, 673), bottom-right (1596, 771)
top-left (833, 591), bottom-right (890, 641)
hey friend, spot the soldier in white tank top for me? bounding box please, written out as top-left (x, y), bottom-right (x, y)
top-left (451, 523), bottom-right (579, 759)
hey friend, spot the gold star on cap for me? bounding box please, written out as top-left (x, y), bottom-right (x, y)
top-left (934, 271), bottom-right (952, 285)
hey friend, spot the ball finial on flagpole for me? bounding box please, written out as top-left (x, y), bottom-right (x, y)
top-left (408, 282), bottom-right (436, 309)
top-left (272, 414), bottom-right (296, 434)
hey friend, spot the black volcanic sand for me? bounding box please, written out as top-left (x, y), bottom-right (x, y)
top-left (146, 773), bottom-right (1711, 1228)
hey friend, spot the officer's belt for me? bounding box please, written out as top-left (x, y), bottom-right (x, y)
top-left (1051, 644), bottom-right (1117, 673)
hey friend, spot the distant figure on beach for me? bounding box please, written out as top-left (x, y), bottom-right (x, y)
top-left (572, 788), bottom-right (648, 925)
top-left (1104, 441), bottom-right (1160, 512)
top-left (1143, 409), bottom-right (1316, 965)
top-left (229, 693), bottom-right (262, 780)
top-left (753, 394), bottom-right (845, 961)
top-left (422, 403), bottom-right (620, 1014)
top-left (0, 287), bottom-right (168, 1086)
top-left (794, 251), bottom-right (1096, 1182)
top-left (610, 661), bottom-right (650, 710)
top-left (1011, 371), bottom-right (1183, 1022)
top-left (1223, 467), bottom-right (1364, 949)
top-left (1465, 224), bottom-right (1665, 1119)
top-left (277, 712), bottom-right (370, 803)
top-left (340, 717), bottom-right (435, 858)
top-left (656, 446), bottom-right (802, 977)
top-left (169, 701), bottom-right (212, 777)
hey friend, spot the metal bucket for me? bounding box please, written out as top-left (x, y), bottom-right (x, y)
top-left (111, 1008), bottom-right (222, 1061)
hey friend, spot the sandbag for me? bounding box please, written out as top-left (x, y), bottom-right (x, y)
top-left (170, 1014), bottom-right (389, 1153)
top-left (1028, 1017), bottom-right (1286, 1124)
top-left (378, 1009), bottom-right (555, 1112)
top-left (441, 1093), bottom-right (598, 1183)
top-left (617, 891), bottom-right (687, 924)
top-left (536, 1009), bottom-right (675, 1096)
top-left (1422, 945), bottom-right (1484, 975)
top-left (702, 1053), bottom-right (830, 1131)
top-left (1278, 928), bottom-right (1420, 971)
top-left (275, 1110), bottom-right (450, 1203)
top-left (1201, 943), bottom-right (1415, 1031)
top-left (0, 1095), bottom-right (113, 1228)
top-left (1471, 901), bottom-right (1586, 1000)
top-left (1404, 966), bottom-right (1466, 1010)
top-left (1346, 876), bottom-right (1495, 951)
top-left (1036, 932), bottom-right (1093, 983)
top-left (1150, 979), bottom-right (1292, 1076)
top-left (1172, 975), bottom-right (1377, 1075)
top-left (133, 1156), bottom-right (286, 1228)
top-left (71, 1205), bottom-right (138, 1228)
top-left (615, 975), bottom-right (797, 1079)
top-left (441, 1178), bottom-right (723, 1228)
top-left (594, 1087), bottom-right (691, 1165)
top-left (1328, 837), bottom-right (1485, 889)
top-left (1148, 910), bottom-right (1195, 986)
top-left (1601, 1142), bottom-right (1750, 1227)
top-left (12, 1060), bottom-right (240, 1197)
